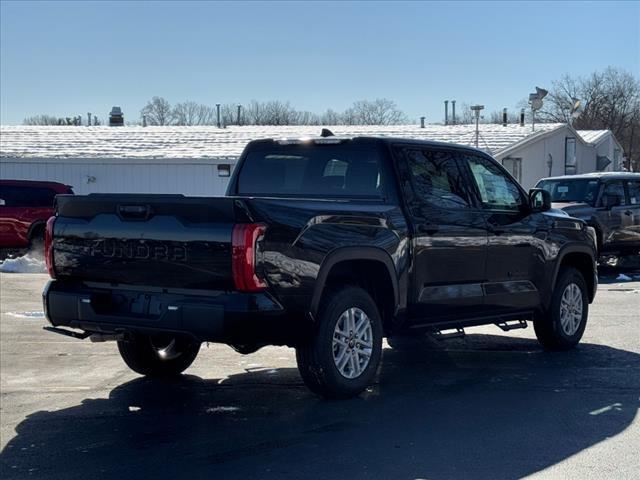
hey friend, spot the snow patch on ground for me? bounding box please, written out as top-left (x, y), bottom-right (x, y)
top-left (6, 311), bottom-right (45, 319)
top-left (0, 253), bottom-right (46, 273)
top-left (616, 274), bottom-right (633, 281)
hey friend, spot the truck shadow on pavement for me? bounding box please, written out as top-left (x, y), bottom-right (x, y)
top-left (1, 335), bottom-right (638, 480)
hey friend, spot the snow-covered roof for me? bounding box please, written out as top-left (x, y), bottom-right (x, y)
top-left (0, 123), bottom-right (567, 160)
top-left (576, 130), bottom-right (610, 145)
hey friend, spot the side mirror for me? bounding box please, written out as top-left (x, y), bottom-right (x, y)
top-left (601, 194), bottom-right (621, 209)
top-left (529, 188), bottom-right (551, 212)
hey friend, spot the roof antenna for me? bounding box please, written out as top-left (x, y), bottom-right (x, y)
top-left (320, 128), bottom-right (335, 137)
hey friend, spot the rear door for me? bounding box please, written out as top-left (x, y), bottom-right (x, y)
top-left (462, 154), bottom-right (545, 314)
top-left (597, 180), bottom-right (629, 249)
top-left (622, 179), bottom-right (640, 248)
top-left (394, 145), bottom-right (489, 322)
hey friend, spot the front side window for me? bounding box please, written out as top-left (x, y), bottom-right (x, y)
top-left (602, 181), bottom-right (626, 206)
top-left (627, 180), bottom-right (640, 205)
top-left (466, 155), bottom-right (524, 211)
top-left (537, 179), bottom-right (600, 205)
top-left (399, 147), bottom-right (471, 211)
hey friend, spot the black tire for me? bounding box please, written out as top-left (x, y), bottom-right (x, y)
top-left (28, 226), bottom-right (45, 253)
top-left (296, 286), bottom-right (383, 399)
top-left (117, 333), bottom-right (200, 377)
top-left (534, 267), bottom-right (589, 351)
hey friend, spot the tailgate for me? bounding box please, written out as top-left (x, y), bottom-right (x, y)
top-left (52, 194), bottom-right (248, 290)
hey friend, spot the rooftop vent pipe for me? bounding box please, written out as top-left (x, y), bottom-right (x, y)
top-left (520, 108), bottom-right (525, 127)
top-left (451, 100), bottom-right (456, 125)
top-left (502, 108), bottom-right (507, 127)
top-left (444, 100), bottom-right (449, 125)
top-left (420, 116), bottom-right (425, 128)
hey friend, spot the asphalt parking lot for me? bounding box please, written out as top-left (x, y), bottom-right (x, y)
top-left (1, 273), bottom-right (639, 480)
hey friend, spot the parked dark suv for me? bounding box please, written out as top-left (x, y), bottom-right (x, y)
top-left (43, 135), bottom-right (598, 398)
top-left (536, 172), bottom-right (640, 255)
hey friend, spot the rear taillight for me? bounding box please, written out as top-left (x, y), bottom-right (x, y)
top-left (232, 223), bottom-right (267, 292)
top-left (44, 216), bottom-right (56, 279)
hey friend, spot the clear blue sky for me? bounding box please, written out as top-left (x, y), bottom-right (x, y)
top-left (1, 0), bottom-right (638, 124)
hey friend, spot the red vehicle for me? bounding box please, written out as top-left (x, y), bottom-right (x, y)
top-left (0, 180), bottom-right (74, 250)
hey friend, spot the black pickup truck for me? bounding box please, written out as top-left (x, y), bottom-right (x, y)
top-left (43, 134), bottom-right (598, 398)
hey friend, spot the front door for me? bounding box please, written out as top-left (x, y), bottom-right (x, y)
top-left (623, 179), bottom-right (640, 249)
top-left (394, 145), bottom-right (488, 322)
top-left (462, 154), bottom-right (545, 314)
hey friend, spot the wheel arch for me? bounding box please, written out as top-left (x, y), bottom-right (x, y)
top-left (310, 247), bottom-right (399, 329)
top-left (27, 220), bottom-right (46, 245)
top-left (551, 245), bottom-right (597, 304)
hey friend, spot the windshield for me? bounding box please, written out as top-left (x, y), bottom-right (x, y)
top-left (237, 144), bottom-right (383, 198)
top-left (536, 179), bottom-right (600, 205)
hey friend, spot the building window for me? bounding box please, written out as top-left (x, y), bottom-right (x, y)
top-left (217, 164), bottom-right (231, 177)
top-left (501, 157), bottom-right (522, 183)
top-left (613, 149), bottom-right (621, 171)
top-left (565, 137), bottom-right (577, 175)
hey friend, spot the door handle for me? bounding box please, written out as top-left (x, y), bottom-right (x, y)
top-left (417, 224), bottom-right (439, 235)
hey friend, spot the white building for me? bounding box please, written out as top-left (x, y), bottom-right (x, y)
top-left (0, 124), bottom-right (625, 195)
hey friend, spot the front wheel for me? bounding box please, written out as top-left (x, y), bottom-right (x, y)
top-left (296, 286), bottom-right (383, 399)
top-left (534, 267), bottom-right (589, 351)
top-left (117, 333), bottom-right (200, 377)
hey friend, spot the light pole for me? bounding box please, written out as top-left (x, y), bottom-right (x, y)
top-left (528, 87), bottom-right (548, 132)
top-left (470, 105), bottom-right (484, 148)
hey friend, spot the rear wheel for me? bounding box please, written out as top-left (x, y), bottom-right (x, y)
top-left (534, 267), bottom-right (588, 351)
top-left (296, 286), bottom-right (383, 399)
top-left (117, 333), bottom-right (200, 376)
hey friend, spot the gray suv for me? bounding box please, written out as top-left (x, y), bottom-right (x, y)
top-left (536, 172), bottom-right (640, 255)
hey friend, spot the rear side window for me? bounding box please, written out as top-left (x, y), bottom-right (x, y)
top-left (398, 147), bottom-right (471, 210)
top-left (237, 145), bottom-right (383, 198)
top-left (0, 186), bottom-right (57, 207)
top-left (627, 180), bottom-right (640, 205)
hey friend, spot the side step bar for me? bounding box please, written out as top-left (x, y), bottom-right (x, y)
top-left (495, 319), bottom-right (528, 332)
top-left (431, 319), bottom-right (528, 341)
top-left (432, 328), bottom-right (465, 340)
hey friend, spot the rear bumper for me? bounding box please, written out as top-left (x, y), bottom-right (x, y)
top-left (43, 280), bottom-right (291, 343)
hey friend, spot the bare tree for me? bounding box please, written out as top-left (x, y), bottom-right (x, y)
top-left (23, 114), bottom-right (62, 125)
top-left (539, 67), bottom-right (640, 170)
top-left (173, 101), bottom-right (202, 126)
top-left (344, 99), bottom-right (407, 125)
top-left (140, 96), bottom-right (173, 125)
top-left (320, 109), bottom-right (343, 125)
